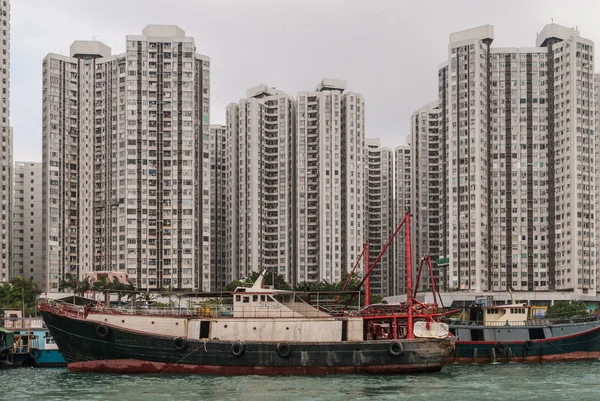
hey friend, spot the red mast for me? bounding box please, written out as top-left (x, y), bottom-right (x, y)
top-left (365, 243), bottom-right (370, 307)
top-left (405, 211), bottom-right (414, 339)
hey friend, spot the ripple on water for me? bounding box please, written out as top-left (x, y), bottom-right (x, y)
top-left (2, 362), bottom-right (600, 401)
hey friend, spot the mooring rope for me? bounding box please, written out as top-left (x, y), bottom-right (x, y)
top-left (159, 338), bottom-right (211, 374)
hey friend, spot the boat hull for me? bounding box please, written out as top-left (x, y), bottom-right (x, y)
top-left (452, 324), bottom-right (600, 364)
top-left (40, 310), bottom-right (455, 375)
top-left (33, 349), bottom-right (67, 367)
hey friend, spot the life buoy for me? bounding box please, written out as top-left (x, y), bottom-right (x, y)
top-left (389, 341), bottom-right (404, 357)
top-left (96, 324), bottom-right (110, 338)
top-left (276, 342), bottom-right (291, 358)
top-left (30, 348), bottom-right (41, 359)
top-left (495, 343), bottom-right (505, 354)
top-left (231, 341), bottom-right (244, 357)
top-left (524, 340), bottom-right (534, 351)
top-left (174, 337), bottom-right (187, 351)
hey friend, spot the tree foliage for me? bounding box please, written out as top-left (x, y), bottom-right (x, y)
top-left (545, 300), bottom-right (589, 320)
top-left (60, 274), bottom-right (135, 305)
top-left (225, 270), bottom-right (291, 291)
top-left (225, 280), bottom-right (245, 292)
top-left (0, 276), bottom-right (41, 310)
top-left (59, 273), bottom-right (91, 295)
top-left (136, 291), bottom-right (157, 305)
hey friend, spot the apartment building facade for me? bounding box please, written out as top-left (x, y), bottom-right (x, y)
top-left (208, 124), bottom-right (228, 290)
top-left (225, 85), bottom-right (295, 284)
top-left (42, 25), bottom-right (210, 291)
top-left (365, 138), bottom-right (393, 297)
top-left (410, 102), bottom-right (442, 291)
top-left (393, 145), bottom-right (411, 295)
top-left (436, 24), bottom-right (597, 294)
top-left (0, 0), bottom-right (10, 282)
top-left (296, 79), bottom-right (365, 285)
top-left (12, 162), bottom-right (44, 290)
top-left (224, 80), bottom-right (365, 288)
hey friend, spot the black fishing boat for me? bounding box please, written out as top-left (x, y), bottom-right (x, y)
top-left (39, 211), bottom-right (456, 375)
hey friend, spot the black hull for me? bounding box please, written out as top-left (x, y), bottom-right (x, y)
top-left (40, 310), bottom-right (455, 375)
top-left (451, 324), bottom-right (600, 364)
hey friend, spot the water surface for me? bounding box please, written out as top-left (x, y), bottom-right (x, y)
top-left (2, 362), bottom-right (599, 401)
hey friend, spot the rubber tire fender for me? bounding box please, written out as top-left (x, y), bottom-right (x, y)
top-left (174, 337), bottom-right (188, 351)
top-left (389, 341), bottom-right (404, 357)
top-left (495, 342), bottom-right (505, 354)
top-left (96, 324), bottom-right (110, 338)
top-left (524, 340), bottom-right (534, 351)
top-left (30, 348), bottom-right (41, 359)
top-left (231, 341), bottom-right (244, 357)
top-left (276, 342), bottom-right (291, 358)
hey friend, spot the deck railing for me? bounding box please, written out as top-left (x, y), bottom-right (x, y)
top-left (88, 304), bottom-right (362, 319)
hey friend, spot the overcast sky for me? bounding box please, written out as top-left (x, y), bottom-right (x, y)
top-left (9, 0), bottom-right (600, 162)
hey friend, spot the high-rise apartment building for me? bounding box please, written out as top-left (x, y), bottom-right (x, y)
top-left (410, 102), bottom-right (442, 290)
top-left (223, 80), bottom-right (365, 288)
top-left (208, 124), bottom-right (228, 290)
top-left (42, 25), bottom-right (210, 291)
top-left (365, 138), bottom-right (393, 297)
top-left (435, 24), bottom-right (597, 294)
top-left (393, 145), bottom-right (411, 295)
top-left (0, 0), bottom-right (11, 282)
top-left (194, 52), bottom-right (211, 292)
top-left (12, 162), bottom-right (44, 290)
top-left (225, 85), bottom-right (295, 284)
top-left (296, 79), bottom-right (365, 285)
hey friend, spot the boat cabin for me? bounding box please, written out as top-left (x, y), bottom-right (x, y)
top-left (231, 273), bottom-right (326, 318)
top-left (12, 332), bottom-right (39, 355)
top-left (0, 327), bottom-right (13, 353)
top-left (232, 289), bottom-right (325, 318)
top-left (483, 304), bottom-right (529, 326)
top-left (470, 304), bottom-right (529, 326)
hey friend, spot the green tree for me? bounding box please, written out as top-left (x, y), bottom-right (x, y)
top-left (59, 273), bottom-right (91, 296)
top-left (225, 280), bottom-right (245, 292)
top-left (136, 291), bottom-right (157, 306)
top-left (0, 276), bottom-right (41, 310)
top-left (91, 276), bottom-right (110, 292)
top-left (247, 271), bottom-right (291, 290)
top-left (546, 300), bottom-right (589, 320)
top-left (108, 277), bottom-right (135, 305)
top-left (225, 270), bottom-right (291, 291)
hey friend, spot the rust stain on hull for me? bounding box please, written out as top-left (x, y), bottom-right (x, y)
top-left (69, 359), bottom-right (445, 375)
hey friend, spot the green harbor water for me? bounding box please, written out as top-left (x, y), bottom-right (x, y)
top-left (2, 362), bottom-right (600, 401)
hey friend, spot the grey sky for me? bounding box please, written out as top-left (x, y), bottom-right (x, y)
top-left (10, 0), bottom-right (600, 162)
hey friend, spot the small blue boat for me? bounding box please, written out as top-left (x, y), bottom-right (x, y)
top-left (11, 328), bottom-right (66, 367)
